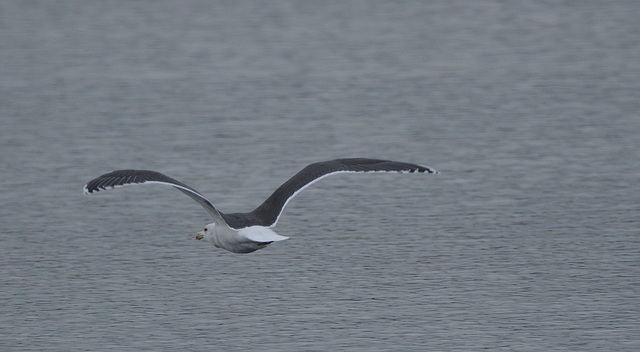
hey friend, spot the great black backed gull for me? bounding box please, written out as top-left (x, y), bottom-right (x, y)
top-left (83, 158), bottom-right (437, 253)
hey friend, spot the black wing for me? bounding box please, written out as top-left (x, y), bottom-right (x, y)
top-left (238, 158), bottom-right (437, 228)
top-left (83, 169), bottom-right (224, 221)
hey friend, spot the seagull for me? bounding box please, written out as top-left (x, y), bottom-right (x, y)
top-left (83, 158), bottom-right (437, 254)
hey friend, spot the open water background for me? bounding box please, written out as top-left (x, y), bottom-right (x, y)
top-left (1, 1), bottom-right (639, 351)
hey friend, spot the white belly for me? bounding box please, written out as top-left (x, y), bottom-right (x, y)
top-left (208, 225), bottom-right (288, 254)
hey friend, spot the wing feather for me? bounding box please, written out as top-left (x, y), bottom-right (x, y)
top-left (249, 158), bottom-right (437, 227)
top-left (83, 169), bottom-right (224, 221)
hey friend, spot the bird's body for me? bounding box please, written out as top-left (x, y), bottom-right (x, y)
top-left (83, 158), bottom-right (437, 253)
top-left (200, 224), bottom-right (287, 254)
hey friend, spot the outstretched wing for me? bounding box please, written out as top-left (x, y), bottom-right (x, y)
top-left (247, 158), bottom-right (437, 227)
top-left (83, 169), bottom-right (224, 221)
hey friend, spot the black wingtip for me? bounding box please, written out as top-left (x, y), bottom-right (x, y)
top-left (420, 166), bottom-right (439, 174)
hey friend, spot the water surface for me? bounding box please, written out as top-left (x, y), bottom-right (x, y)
top-left (1, 1), bottom-right (639, 351)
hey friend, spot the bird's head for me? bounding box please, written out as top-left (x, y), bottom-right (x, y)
top-left (195, 223), bottom-right (216, 241)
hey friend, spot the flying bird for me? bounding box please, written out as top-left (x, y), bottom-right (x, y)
top-left (83, 158), bottom-right (437, 253)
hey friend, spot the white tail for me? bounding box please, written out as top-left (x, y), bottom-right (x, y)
top-left (238, 226), bottom-right (289, 243)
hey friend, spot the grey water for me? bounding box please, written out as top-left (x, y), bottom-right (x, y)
top-left (1, 1), bottom-right (639, 351)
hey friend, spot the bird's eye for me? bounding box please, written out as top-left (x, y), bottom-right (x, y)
top-left (204, 228), bottom-right (208, 232)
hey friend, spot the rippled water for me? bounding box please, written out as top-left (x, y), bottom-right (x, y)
top-left (2, 1), bottom-right (639, 351)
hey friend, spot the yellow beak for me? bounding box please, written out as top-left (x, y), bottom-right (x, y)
top-left (195, 231), bottom-right (204, 240)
